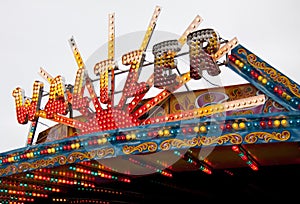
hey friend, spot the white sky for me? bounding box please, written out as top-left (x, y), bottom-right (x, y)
top-left (0, 0), bottom-right (299, 153)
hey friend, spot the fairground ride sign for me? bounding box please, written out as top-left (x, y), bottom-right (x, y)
top-left (11, 6), bottom-right (265, 145)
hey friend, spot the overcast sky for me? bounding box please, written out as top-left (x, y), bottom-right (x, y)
top-left (0, 0), bottom-right (299, 153)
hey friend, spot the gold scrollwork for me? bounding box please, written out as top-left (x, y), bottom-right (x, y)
top-left (0, 149), bottom-right (115, 177)
top-left (67, 151), bottom-right (95, 163)
top-left (123, 142), bottom-right (158, 154)
top-left (0, 165), bottom-right (17, 176)
top-left (244, 130), bottom-right (290, 144)
top-left (32, 159), bottom-right (48, 168)
top-left (200, 134), bottom-right (243, 145)
top-left (160, 138), bottom-right (200, 151)
top-left (18, 162), bottom-right (31, 172)
top-left (57, 156), bottom-right (67, 165)
top-left (97, 148), bottom-right (114, 158)
top-left (10, 166), bottom-right (17, 174)
top-left (238, 48), bottom-right (300, 98)
top-left (88, 150), bottom-right (97, 158)
top-left (0, 162), bottom-right (36, 177)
